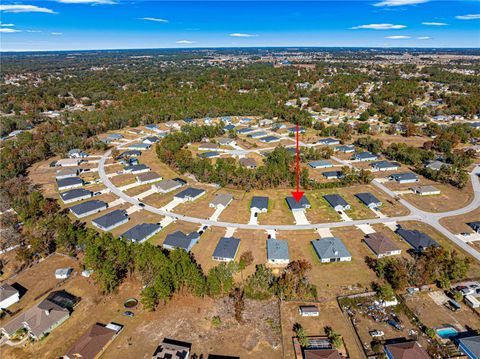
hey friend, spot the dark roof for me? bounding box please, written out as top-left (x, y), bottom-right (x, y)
top-left (69, 200), bottom-right (107, 216)
top-left (371, 160), bottom-right (399, 169)
top-left (323, 194), bottom-right (349, 209)
top-left (116, 150), bottom-right (141, 159)
top-left (353, 151), bottom-right (378, 160)
top-left (163, 231), bottom-right (200, 251)
top-left (285, 196), bottom-right (311, 210)
top-left (92, 210), bottom-right (128, 229)
top-left (308, 160), bottom-right (332, 168)
top-left (144, 136), bottom-right (159, 142)
top-left (57, 177), bottom-right (84, 187)
top-left (312, 237), bottom-right (351, 259)
top-left (458, 336), bottom-right (480, 359)
top-left (46, 290), bottom-right (79, 309)
top-left (60, 188), bottom-right (92, 202)
top-left (364, 233), bottom-right (400, 255)
top-left (385, 341), bottom-right (429, 359)
top-left (250, 196), bottom-right (268, 210)
top-left (259, 135), bottom-right (280, 142)
top-left (124, 164), bottom-right (149, 172)
top-left (152, 338), bottom-right (191, 359)
top-left (317, 138), bottom-right (339, 145)
top-left (120, 223), bottom-right (161, 242)
top-left (213, 237), bottom-right (240, 260)
top-left (468, 221), bottom-right (480, 230)
top-left (198, 151), bottom-right (220, 158)
top-left (267, 238), bottom-right (289, 261)
top-left (175, 187), bottom-right (205, 199)
top-left (65, 324), bottom-right (117, 359)
top-left (355, 192), bottom-right (381, 206)
top-left (322, 171), bottom-right (343, 178)
top-left (390, 172), bottom-right (418, 181)
top-left (396, 228), bottom-right (440, 251)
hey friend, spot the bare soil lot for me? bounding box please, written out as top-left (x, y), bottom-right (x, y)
top-left (440, 207), bottom-right (480, 234)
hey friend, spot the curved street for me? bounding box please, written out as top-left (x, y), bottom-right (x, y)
top-left (98, 148), bottom-right (480, 261)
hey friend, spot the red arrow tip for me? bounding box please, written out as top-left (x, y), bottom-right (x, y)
top-left (291, 191), bottom-right (304, 203)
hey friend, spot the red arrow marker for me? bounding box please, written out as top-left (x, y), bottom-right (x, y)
top-left (291, 123), bottom-right (304, 203)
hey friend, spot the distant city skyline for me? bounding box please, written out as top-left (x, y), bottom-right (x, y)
top-left (0, 0), bottom-right (479, 51)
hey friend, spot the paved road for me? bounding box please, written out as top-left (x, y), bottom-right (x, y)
top-left (98, 148), bottom-right (480, 261)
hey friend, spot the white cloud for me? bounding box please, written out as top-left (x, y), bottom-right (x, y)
top-left (139, 17), bottom-right (168, 23)
top-left (27, 30), bottom-right (42, 33)
top-left (0, 5), bottom-right (56, 14)
top-left (385, 35), bottom-right (411, 39)
top-left (456, 14), bottom-right (480, 20)
top-left (176, 40), bottom-right (195, 44)
top-left (0, 28), bottom-right (21, 33)
top-left (351, 23), bottom-right (406, 30)
top-left (229, 33), bottom-right (258, 37)
top-left (374, 0), bottom-right (428, 6)
top-left (417, 36), bottom-right (432, 40)
top-left (422, 22), bottom-right (447, 26)
top-left (0, 23), bottom-right (15, 27)
top-left (55, 0), bottom-right (116, 3)
top-left (51, 32), bottom-right (63, 35)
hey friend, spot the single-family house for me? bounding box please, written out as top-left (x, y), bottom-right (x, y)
top-left (217, 138), bottom-right (236, 146)
top-left (224, 124), bottom-right (236, 131)
top-left (68, 149), bottom-right (88, 159)
top-left (298, 305), bottom-right (319, 317)
top-left (311, 237), bottom-right (352, 263)
top-left (352, 151), bottom-right (378, 162)
top-left (364, 233), bottom-right (401, 258)
top-left (239, 157), bottom-right (257, 169)
top-left (1, 298), bottom-right (71, 340)
top-left (145, 124), bottom-right (159, 132)
top-left (266, 238), bottom-right (289, 265)
top-left (198, 142), bottom-right (219, 151)
top-left (64, 323), bottom-right (123, 359)
top-left (107, 133), bottom-right (123, 141)
top-left (355, 192), bottom-right (382, 208)
top-left (136, 171), bottom-right (162, 184)
top-left (237, 127), bottom-right (254, 135)
top-left (411, 185), bottom-right (441, 196)
top-left (285, 196), bottom-right (311, 212)
top-left (153, 178), bottom-right (186, 193)
top-left (303, 349), bottom-right (340, 359)
top-left (389, 173), bottom-right (419, 184)
top-left (468, 222), bottom-right (480, 234)
top-left (127, 129), bottom-right (144, 135)
top-left (259, 119), bottom-right (273, 126)
top-left (288, 126), bottom-right (306, 134)
top-left (56, 167), bottom-right (80, 180)
top-left (309, 160), bottom-right (333, 169)
top-left (209, 194), bottom-right (233, 210)
top-left (335, 145), bottom-right (355, 153)
top-left (152, 338), bottom-right (191, 359)
top-left (396, 228), bottom-right (440, 252)
top-left (384, 341), bottom-right (429, 359)
top-left (116, 150), bottom-right (141, 159)
top-left (92, 210), bottom-right (129, 232)
top-left (259, 135), bottom-right (281, 143)
top-left (0, 283), bottom-right (20, 310)
top-left (198, 151), bottom-right (220, 159)
top-left (323, 194), bottom-right (350, 211)
top-left (174, 187), bottom-right (205, 202)
top-left (124, 164), bottom-right (150, 174)
top-left (425, 160), bottom-right (450, 171)
top-left (250, 196), bottom-right (269, 213)
top-left (458, 335), bottom-right (480, 359)
top-left (127, 143), bottom-right (151, 151)
top-left (317, 138), bottom-right (340, 146)
top-left (323, 171), bottom-right (343, 180)
top-left (163, 231), bottom-right (200, 252)
top-left (143, 136), bottom-right (160, 145)
top-left (240, 117), bottom-right (252, 124)
top-left (212, 237), bottom-right (241, 262)
top-left (69, 200), bottom-right (108, 218)
top-left (371, 161), bottom-right (400, 172)
top-left (60, 188), bottom-right (93, 204)
top-left (57, 177), bottom-right (84, 191)
top-left (120, 223), bottom-right (162, 243)
top-left (248, 131), bottom-right (268, 139)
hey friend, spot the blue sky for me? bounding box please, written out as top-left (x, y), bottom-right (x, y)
top-left (1, 1), bottom-right (479, 51)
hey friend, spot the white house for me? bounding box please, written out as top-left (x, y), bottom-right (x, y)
top-left (55, 268), bottom-right (73, 279)
top-left (299, 306), bottom-right (319, 317)
top-left (0, 283), bottom-right (20, 310)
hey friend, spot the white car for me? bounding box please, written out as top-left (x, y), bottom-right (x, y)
top-left (370, 330), bottom-right (384, 338)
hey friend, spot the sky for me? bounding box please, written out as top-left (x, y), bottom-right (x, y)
top-left (0, 0), bottom-right (479, 51)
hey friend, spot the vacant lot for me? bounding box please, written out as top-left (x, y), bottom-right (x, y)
top-left (109, 173), bottom-right (136, 187)
top-left (440, 207), bottom-right (480, 234)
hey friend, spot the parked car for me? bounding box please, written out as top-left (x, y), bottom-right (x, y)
top-left (370, 330), bottom-right (384, 337)
top-left (123, 311), bottom-right (134, 317)
top-left (138, 202), bottom-right (145, 207)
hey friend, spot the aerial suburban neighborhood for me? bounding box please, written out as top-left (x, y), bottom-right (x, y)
top-left (0, 1), bottom-right (480, 358)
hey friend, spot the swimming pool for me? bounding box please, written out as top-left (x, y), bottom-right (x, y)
top-left (436, 327), bottom-right (458, 339)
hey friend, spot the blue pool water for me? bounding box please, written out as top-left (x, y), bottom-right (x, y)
top-left (437, 327), bottom-right (458, 338)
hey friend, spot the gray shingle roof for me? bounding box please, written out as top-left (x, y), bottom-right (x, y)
top-left (124, 164), bottom-right (150, 172)
top-left (57, 177), bottom-right (84, 188)
top-left (120, 223), bottom-right (161, 242)
top-left (259, 135), bottom-right (280, 142)
top-left (458, 336), bottom-right (480, 359)
top-left (60, 188), bottom-right (92, 202)
top-left (69, 200), bottom-right (107, 216)
top-left (317, 138), bottom-right (339, 145)
top-left (92, 210), bottom-right (128, 230)
top-left (311, 237), bottom-right (351, 260)
top-left (210, 194), bottom-right (233, 207)
top-left (396, 228), bottom-right (440, 251)
top-left (0, 283), bottom-right (18, 302)
top-left (371, 160), bottom-right (399, 170)
top-left (213, 237), bottom-right (240, 260)
top-left (267, 239), bottom-right (289, 261)
top-left (355, 192), bottom-right (382, 207)
top-left (163, 231), bottom-right (200, 251)
top-left (285, 196), bottom-right (311, 210)
top-left (154, 178), bottom-right (186, 192)
top-left (175, 187), bottom-right (205, 200)
top-left (308, 160), bottom-right (332, 168)
top-left (353, 151), bottom-right (378, 160)
top-left (323, 171), bottom-right (343, 179)
top-left (250, 196), bottom-right (269, 211)
top-left (390, 172), bottom-right (419, 182)
top-left (323, 194), bottom-right (349, 209)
